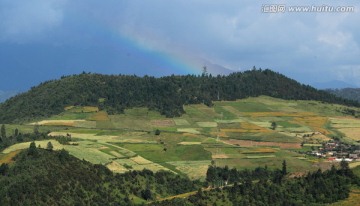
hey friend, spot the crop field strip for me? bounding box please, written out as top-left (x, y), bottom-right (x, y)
top-left (4, 96), bottom-right (358, 180)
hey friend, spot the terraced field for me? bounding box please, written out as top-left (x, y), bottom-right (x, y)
top-left (2, 96), bottom-right (360, 179)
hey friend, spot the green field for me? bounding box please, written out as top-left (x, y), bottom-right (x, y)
top-left (2, 96), bottom-right (360, 180)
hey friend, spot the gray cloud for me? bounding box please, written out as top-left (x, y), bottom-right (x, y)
top-left (0, 0), bottom-right (359, 89)
top-left (0, 0), bottom-right (67, 43)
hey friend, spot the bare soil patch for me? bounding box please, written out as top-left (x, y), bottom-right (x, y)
top-left (151, 119), bottom-right (175, 127)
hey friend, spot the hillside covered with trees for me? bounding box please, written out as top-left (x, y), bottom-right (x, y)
top-left (1, 145), bottom-right (357, 205)
top-left (326, 88), bottom-right (360, 103)
top-left (0, 69), bottom-right (358, 123)
top-left (153, 164), bottom-right (359, 205)
top-left (0, 147), bottom-right (201, 205)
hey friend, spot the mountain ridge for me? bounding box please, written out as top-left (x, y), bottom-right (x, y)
top-left (0, 69), bottom-right (358, 123)
top-left (326, 88), bottom-right (360, 103)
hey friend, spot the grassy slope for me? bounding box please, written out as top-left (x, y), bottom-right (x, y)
top-left (2, 96), bottom-right (360, 179)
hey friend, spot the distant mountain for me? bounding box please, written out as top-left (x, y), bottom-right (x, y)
top-left (0, 90), bottom-right (17, 102)
top-left (311, 80), bottom-right (356, 89)
top-left (187, 57), bottom-right (234, 75)
top-left (0, 69), bottom-right (358, 123)
top-left (326, 88), bottom-right (360, 103)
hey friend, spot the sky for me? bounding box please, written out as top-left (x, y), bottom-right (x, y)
top-left (0, 0), bottom-right (360, 92)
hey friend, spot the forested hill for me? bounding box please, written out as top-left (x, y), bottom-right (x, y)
top-left (0, 147), bottom-right (200, 205)
top-left (326, 88), bottom-right (360, 103)
top-left (0, 69), bottom-right (358, 123)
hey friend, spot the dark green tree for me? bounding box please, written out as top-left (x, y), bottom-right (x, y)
top-left (1, 124), bottom-right (6, 138)
top-left (141, 188), bottom-right (153, 200)
top-left (282, 160), bottom-right (287, 175)
top-left (47, 141), bottom-right (54, 151)
top-left (155, 129), bottom-right (161, 136)
top-left (202, 66), bottom-right (208, 76)
top-left (0, 163), bottom-right (9, 176)
top-left (206, 166), bottom-right (217, 187)
top-left (271, 122), bottom-right (277, 130)
top-left (14, 128), bottom-right (19, 136)
top-left (28, 141), bottom-right (38, 156)
top-left (33, 124), bottom-right (39, 135)
top-left (340, 160), bottom-right (351, 176)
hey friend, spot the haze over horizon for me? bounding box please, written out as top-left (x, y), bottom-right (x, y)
top-left (1, 0), bottom-right (360, 91)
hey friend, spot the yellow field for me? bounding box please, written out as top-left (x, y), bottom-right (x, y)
top-left (130, 163), bottom-right (171, 173)
top-left (331, 187), bottom-right (360, 206)
top-left (106, 161), bottom-right (128, 173)
top-left (88, 111), bottom-right (110, 121)
top-left (197, 122), bottom-right (218, 128)
top-left (173, 119), bottom-right (190, 126)
top-left (2, 140), bottom-right (64, 153)
top-left (212, 154), bottom-right (230, 159)
top-left (109, 151), bottom-right (123, 158)
top-left (64, 106), bottom-right (75, 110)
top-left (247, 112), bottom-right (316, 118)
top-left (82, 106), bottom-right (99, 112)
top-left (215, 119), bottom-right (245, 123)
top-left (177, 128), bottom-right (200, 134)
top-left (293, 116), bottom-right (330, 135)
top-left (241, 148), bottom-right (277, 154)
top-left (221, 106), bottom-right (243, 116)
top-left (178, 142), bottom-right (202, 145)
top-left (130, 155), bottom-right (153, 165)
top-left (349, 162), bottom-right (360, 169)
top-left (329, 117), bottom-right (360, 141)
top-left (29, 120), bottom-right (97, 128)
top-left (338, 128), bottom-right (360, 141)
top-left (182, 133), bottom-right (202, 138)
top-left (65, 106), bottom-right (99, 113)
top-left (224, 139), bottom-right (301, 149)
top-left (48, 132), bottom-right (119, 142)
top-left (221, 122), bottom-right (273, 133)
top-left (30, 120), bottom-right (80, 126)
top-left (167, 160), bottom-right (211, 180)
top-left (330, 117), bottom-right (360, 128)
top-left (151, 119), bottom-right (175, 127)
top-left (187, 104), bottom-right (220, 117)
top-left (0, 150), bottom-right (21, 164)
top-left (306, 133), bottom-right (331, 142)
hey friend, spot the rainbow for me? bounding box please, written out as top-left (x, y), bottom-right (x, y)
top-left (89, 22), bottom-right (201, 76)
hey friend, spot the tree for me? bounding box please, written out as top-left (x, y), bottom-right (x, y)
top-left (141, 188), bottom-right (153, 200)
top-left (282, 160), bottom-right (287, 175)
top-left (271, 122), bottom-right (277, 130)
top-left (0, 163), bottom-right (9, 176)
top-left (155, 129), bottom-right (161, 136)
top-left (1, 124), bottom-right (6, 138)
top-left (33, 124), bottom-right (39, 135)
top-left (14, 128), bottom-right (19, 136)
top-left (202, 66), bottom-right (208, 76)
top-left (340, 159), bottom-right (351, 176)
top-left (28, 141), bottom-right (38, 156)
top-left (47, 141), bottom-right (54, 151)
top-left (206, 166), bottom-right (217, 187)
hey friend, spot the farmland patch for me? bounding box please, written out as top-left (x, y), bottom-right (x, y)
top-left (166, 160), bottom-right (211, 180)
top-left (174, 119), bottom-right (190, 126)
top-left (177, 128), bottom-right (200, 134)
top-left (0, 150), bottom-right (21, 164)
top-left (88, 111), bottom-right (110, 121)
top-left (178, 142), bottom-right (202, 145)
top-left (223, 139), bottom-right (301, 149)
top-left (197, 122), bottom-right (217, 128)
top-left (2, 140), bottom-right (64, 153)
